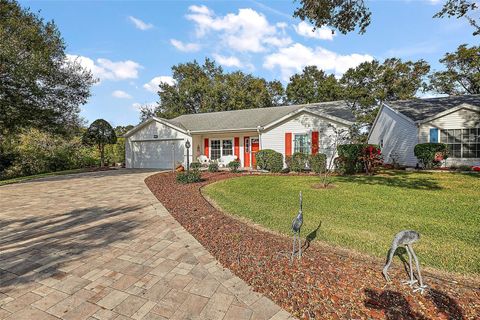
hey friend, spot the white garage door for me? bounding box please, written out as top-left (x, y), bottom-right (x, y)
top-left (133, 140), bottom-right (184, 169)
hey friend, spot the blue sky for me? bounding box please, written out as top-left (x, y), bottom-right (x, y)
top-left (20, 0), bottom-right (477, 126)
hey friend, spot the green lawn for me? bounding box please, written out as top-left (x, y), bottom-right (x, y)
top-left (0, 168), bottom-right (92, 186)
top-left (203, 171), bottom-right (480, 275)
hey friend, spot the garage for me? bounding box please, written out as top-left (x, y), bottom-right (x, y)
top-left (132, 140), bottom-right (184, 169)
top-left (124, 117), bottom-right (191, 169)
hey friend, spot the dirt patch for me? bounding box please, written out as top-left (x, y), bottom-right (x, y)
top-left (145, 171), bottom-right (480, 319)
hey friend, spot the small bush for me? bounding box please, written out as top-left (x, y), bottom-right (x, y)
top-left (255, 149), bottom-right (283, 172)
top-left (310, 153), bottom-right (327, 174)
top-left (336, 144), bottom-right (381, 175)
top-left (456, 165), bottom-right (472, 172)
top-left (190, 162), bottom-right (201, 170)
top-left (286, 152), bottom-right (309, 172)
top-left (359, 145), bottom-right (383, 175)
top-left (176, 169), bottom-right (202, 184)
top-left (208, 161), bottom-right (219, 172)
top-left (414, 143), bottom-right (448, 169)
top-left (227, 160), bottom-right (240, 172)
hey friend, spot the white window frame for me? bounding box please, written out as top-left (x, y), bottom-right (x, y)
top-left (209, 138), bottom-right (234, 160)
top-left (440, 128), bottom-right (480, 159)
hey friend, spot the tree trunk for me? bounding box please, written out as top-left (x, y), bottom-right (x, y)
top-left (100, 144), bottom-right (105, 167)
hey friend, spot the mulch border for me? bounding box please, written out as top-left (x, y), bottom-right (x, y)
top-left (145, 171), bottom-right (480, 319)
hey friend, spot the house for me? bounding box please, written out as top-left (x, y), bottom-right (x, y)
top-left (124, 101), bottom-right (355, 169)
top-left (368, 95), bottom-right (480, 167)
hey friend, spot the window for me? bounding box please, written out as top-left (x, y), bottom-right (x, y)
top-left (294, 134), bottom-right (310, 154)
top-left (210, 140), bottom-right (221, 160)
top-left (441, 128), bottom-right (480, 158)
top-left (222, 140), bottom-right (233, 156)
top-left (210, 139), bottom-right (233, 160)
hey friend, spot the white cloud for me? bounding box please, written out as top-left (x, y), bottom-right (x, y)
top-left (67, 54), bottom-right (142, 81)
top-left (294, 21), bottom-right (335, 40)
top-left (143, 76), bottom-right (175, 93)
top-left (185, 6), bottom-right (291, 52)
top-left (170, 39), bottom-right (201, 52)
top-left (112, 90), bottom-right (132, 99)
top-left (263, 43), bottom-right (373, 80)
top-left (128, 16), bottom-right (153, 30)
top-left (212, 54), bottom-right (243, 68)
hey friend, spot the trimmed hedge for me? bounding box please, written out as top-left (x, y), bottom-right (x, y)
top-left (208, 161), bottom-right (219, 172)
top-left (414, 143), bottom-right (448, 169)
top-left (286, 152), bottom-right (309, 172)
top-left (176, 169), bottom-right (202, 184)
top-left (256, 149), bottom-right (283, 172)
top-left (227, 160), bottom-right (240, 172)
top-left (310, 153), bottom-right (327, 174)
top-left (190, 162), bottom-right (201, 169)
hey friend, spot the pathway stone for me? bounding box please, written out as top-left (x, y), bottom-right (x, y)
top-left (0, 169), bottom-right (295, 319)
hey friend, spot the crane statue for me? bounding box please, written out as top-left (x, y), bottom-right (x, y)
top-left (382, 230), bottom-right (428, 294)
top-left (291, 191), bottom-right (303, 262)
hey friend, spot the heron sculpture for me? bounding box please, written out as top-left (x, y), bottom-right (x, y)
top-left (382, 230), bottom-right (428, 294)
top-left (291, 191), bottom-right (303, 262)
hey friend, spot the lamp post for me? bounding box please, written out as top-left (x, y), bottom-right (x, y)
top-left (185, 140), bottom-right (191, 172)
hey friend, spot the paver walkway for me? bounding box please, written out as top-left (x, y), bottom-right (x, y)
top-left (0, 170), bottom-right (294, 320)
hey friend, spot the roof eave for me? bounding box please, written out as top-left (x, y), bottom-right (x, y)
top-left (416, 103), bottom-right (480, 124)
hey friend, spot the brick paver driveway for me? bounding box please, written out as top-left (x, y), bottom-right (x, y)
top-left (0, 170), bottom-right (294, 320)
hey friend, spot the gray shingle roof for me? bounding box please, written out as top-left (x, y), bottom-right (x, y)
top-left (170, 101), bottom-right (355, 132)
top-left (386, 95), bottom-right (480, 122)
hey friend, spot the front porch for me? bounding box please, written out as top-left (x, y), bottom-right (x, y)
top-left (190, 132), bottom-right (261, 169)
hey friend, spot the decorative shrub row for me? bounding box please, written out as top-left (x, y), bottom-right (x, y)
top-left (336, 144), bottom-right (382, 175)
top-left (208, 162), bottom-right (219, 172)
top-left (414, 143), bottom-right (448, 169)
top-left (256, 149), bottom-right (283, 173)
top-left (285, 152), bottom-right (327, 173)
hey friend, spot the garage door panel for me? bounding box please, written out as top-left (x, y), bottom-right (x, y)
top-left (133, 140), bottom-right (184, 169)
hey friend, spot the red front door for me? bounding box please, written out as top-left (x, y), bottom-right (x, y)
top-left (244, 137), bottom-right (250, 167)
top-left (251, 138), bottom-right (259, 168)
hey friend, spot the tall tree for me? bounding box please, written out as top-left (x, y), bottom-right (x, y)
top-left (83, 119), bottom-right (117, 167)
top-left (434, 0), bottom-right (479, 36)
top-left (293, 0), bottom-right (371, 34)
top-left (0, 0), bottom-right (95, 141)
top-left (148, 58), bottom-right (285, 120)
top-left (286, 66), bottom-right (343, 104)
top-left (341, 58), bottom-right (430, 128)
top-left (429, 44), bottom-right (480, 95)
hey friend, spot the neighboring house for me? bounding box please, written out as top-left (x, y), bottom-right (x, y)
top-left (124, 101), bottom-right (355, 169)
top-left (368, 95), bottom-right (480, 167)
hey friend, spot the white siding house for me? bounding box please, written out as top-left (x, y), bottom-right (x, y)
top-left (124, 101), bottom-right (355, 169)
top-left (369, 95), bottom-right (480, 167)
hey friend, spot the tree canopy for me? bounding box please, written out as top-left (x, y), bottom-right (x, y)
top-left (341, 58), bottom-right (431, 128)
top-left (294, 0), bottom-right (479, 35)
top-left (429, 44), bottom-right (480, 95)
top-left (147, 58), bottom-right (286, 119)
top-left (0, 0), bottom-right (95, 139)
top-left (83, 119), bottom-right (117, 167)
top-left (286, 66), bottom-right (343, 104)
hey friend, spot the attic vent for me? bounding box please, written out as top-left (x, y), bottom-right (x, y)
top-left (153, 135), bottom-right (158, 139)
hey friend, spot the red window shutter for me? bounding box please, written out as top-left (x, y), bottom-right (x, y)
top-left (285, 133), bottom-right (292, 156)
top-left (311, 131), bottom-right (319, 155)
top-left (204, 138), bottom-right (209, 156)
top-left (234, 137), bottom-right (240, 159)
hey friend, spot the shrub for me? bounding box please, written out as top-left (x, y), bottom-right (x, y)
top-left (227, 160), bottom-right (241, 173)
top-left (176, 169), bottom-right (202, 184)
top-left (208, 161), bottom-right (219, 172)
top-left (456, 165), bottom-right (472, 172)
top-left (359, 145), bottom-right (383, 175)
top-left (310, 153), bottom-right (327, 174)
top-left (414, 143), bottom-right (448, 169)
top-left (336, 144), bottom-right (382, 175)
top-left (286, 152), bottom-right (309, 172)
top-left (255, 149), bottom-right (283, 172)
top-left (190, 162), bottom-right (201, 170)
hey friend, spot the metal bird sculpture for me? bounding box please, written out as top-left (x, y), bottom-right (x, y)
top-left (291, 191), bottom-right (303, 262)
top-left (383, 230), bottom-right (428, 294)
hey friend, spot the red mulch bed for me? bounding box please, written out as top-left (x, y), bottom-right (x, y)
top-left (145, 172), bottom-right (480, 319)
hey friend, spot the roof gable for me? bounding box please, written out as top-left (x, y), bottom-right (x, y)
top-left (386, 95), bottom-right (480, 122)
